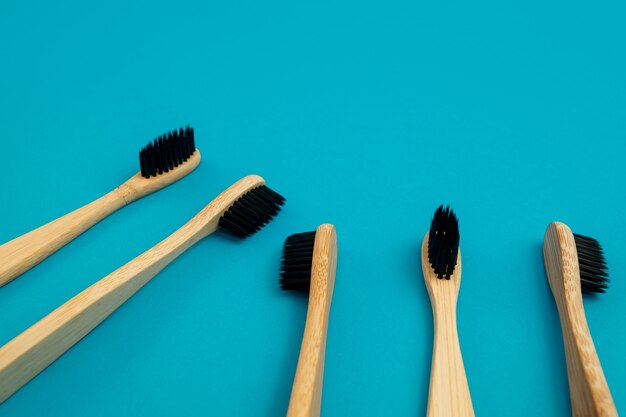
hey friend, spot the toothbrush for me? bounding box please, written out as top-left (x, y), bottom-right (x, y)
top-left (0, 127), bottom-right (200, 287)
top-left (0, 174), bottom-right (285, 403)
top-left (279, 224), bottom-right (338, 417)
top-left (421, 206), bottom-right (474, 417)
top-left (543, 222), bottom-right (617, 416)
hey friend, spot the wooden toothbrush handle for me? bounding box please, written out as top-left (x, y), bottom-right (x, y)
top-left (287, 297), bottom-right (330, 417)
top-left (543, 222), bottom-right (617, 417)
top-left (427, 310), bottom-right (474, 417)
top-left (0, 151), bottom-right (202, 288)
top-left (554, 295), bottom-right (617, 416)
top-left (287, 224), bottom-right (337, 417)
top-left (0, 188), bottom-right (130, 287)
top-left (0, 213), bottom-right (210, 403)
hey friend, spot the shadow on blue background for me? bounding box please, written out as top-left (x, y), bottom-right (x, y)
top-left (0, 0), bottom-right (624, 415)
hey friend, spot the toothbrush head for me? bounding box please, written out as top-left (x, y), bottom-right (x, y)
top-left (427, 205), bottom-right (460, 280)
top-left (573, 233), bottom-right (609, 294)
top-left (139, 126), bottom-right (196, 178)
top-left (218, 185), bottom-right (285, 238)
top-left (279, 230), bottom-right (316, 292)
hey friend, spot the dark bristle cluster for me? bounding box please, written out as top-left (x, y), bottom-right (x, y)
top-left (427, 205), bottom-right (460, 280)
top-left (218, 185), bottom-right (285, 238)
top-left (279, 231), bottom-right (316, 292)
top-left (139, 126), bottom-right (195, 178)
top-left (574, 233), bottom-right (609, 294)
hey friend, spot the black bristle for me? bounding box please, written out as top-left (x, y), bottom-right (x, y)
top-left (172, 134), bottom-right (181, 167)
top-left (147, 143), bottom-right (157, 177)
top-left (427, 205), bottom-right (460, 280)
top-left (164, 137), bottom-right (174, 171)
top-left (139, 149), bottom-right (148, 177)
top-left (139, 126), bottom-right (196, 178)
top-left (188, 126), bottom-right (195, 151)
top-left (279, 231), bottom-right (316, 292)
top-left (156, 137), bottom-right (165, 175)
top-left (574, 233), bottom-right (609, 294)
top-left (218, 185), bottom-right (285, 239)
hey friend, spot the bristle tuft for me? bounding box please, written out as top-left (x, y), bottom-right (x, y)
top-left (574, 233), bottom-right (609, 294)
top-left (280, 231), bottom-right (316, 292)
top-left (218, 185), bottom-right (285, 238)
top-left (427, 205), bottom-right (460, 280)
top-left (139, 126), bottom-right (196, 178)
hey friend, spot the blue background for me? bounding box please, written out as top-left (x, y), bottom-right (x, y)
top-left (0, 0), bottom-right (624, 416)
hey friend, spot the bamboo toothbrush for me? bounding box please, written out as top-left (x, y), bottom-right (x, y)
top-left (0, 127), bottom-right (200, 287)
top-left (0, 174), bottom-right (284, 403)
top-left (422, 206), bottom-right (474, 417)
top-left (543, 222), bottom-right (617, 416)
top-left (279, 224), bottom-right (338, 417)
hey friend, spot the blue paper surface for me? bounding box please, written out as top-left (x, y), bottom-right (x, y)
top-left (0, 1), bottom-right (624, 415)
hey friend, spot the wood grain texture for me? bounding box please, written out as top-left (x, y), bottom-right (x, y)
top-left (0, 150), bottom-right (201, 287)
top-left (0, 174), bottom-right (264, 404)
top-left (543, 222), bottom-right (617, 417)
top-left (287, 224), bottom-right (337, 417)
top-left (422, 233), bottom-right (474, 417)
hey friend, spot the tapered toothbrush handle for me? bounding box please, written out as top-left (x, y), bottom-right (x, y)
top-left (287, 294), bottom-right (330, 417)
top-left (543, 222), bottom-right (617, 417)
top-left (0, 211), bottom-right (212, 404)
top-left (287, 224), bottom-right (337, 417)
top-left (0, 151), bottom-right (202, 288)
top-left (0, 188), bottom-right (129, 287)
top-left (427, 309), bottom-right (474, 417)
top-left (555, 299), bottom-right (617, 417)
